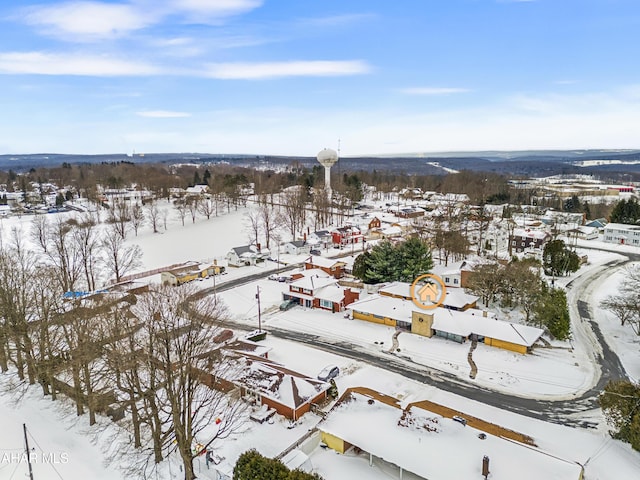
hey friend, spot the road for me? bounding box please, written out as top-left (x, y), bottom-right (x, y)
top-left (187, 248), bottom-right (637, 428)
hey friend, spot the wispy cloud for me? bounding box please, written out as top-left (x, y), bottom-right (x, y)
top-left (21, 1), bottom-right (157, 41)
top-left (136, 110), bottom-right (191, 118)
top-left (0, 51), bottom-right (162, 76)
top-left (302, 13), bottom-right (377, 28)
top-left (18, 0), bottom-right (264, 41)
top-left (400, 87), bottom-right (470, 95)
top-left (205, 60), bottom-right (371, 79)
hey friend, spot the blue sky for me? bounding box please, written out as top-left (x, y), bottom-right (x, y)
top-left (1, 0), bottom-right (639, 156)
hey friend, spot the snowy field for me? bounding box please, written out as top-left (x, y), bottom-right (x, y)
top-left (1, 199), bottom-right (640, 478)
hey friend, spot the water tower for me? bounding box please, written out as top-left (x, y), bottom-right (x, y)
top-left (316, 148), bottom-right (339, 195)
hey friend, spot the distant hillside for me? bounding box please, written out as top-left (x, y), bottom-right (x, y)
top-left (1, 150), bottom-right (640, 178)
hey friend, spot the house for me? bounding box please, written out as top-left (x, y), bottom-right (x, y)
top-left (367, 216), bottom-right (381, 230)
top-left (510, 228), bottom-right (551, 253)
top-left (378, 281), bottom-right (478, 311)
top-left (603, 223), bottom-right (640, 246)
top-left (160, 263), bottom-right (224, 286)
top-left (331, 225), bottom-right (363, 246)
top-left (308, 230), bottom-right (333, 249)
top-left (283, 269), bottom-right (359, 312)
top-left (585, 218), bottom-right (607, 231)
top-left (304, 256), bottom-right (347, 279)
top-left (226, 245), bottom-right (266, 267)
top-left (185, 184), bottom-right (209, 196)
top-left (319, 387), bottom-right (583, 480)
top-left (568, 225), bottom-right (599, 241)
top-left (232, 354), bottom-right (330, 421)
top-left (283, 240), bottom-right (311, 256)
top-left (348, 294), bottom-right (542, 354)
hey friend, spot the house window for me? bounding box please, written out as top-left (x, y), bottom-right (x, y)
top-left (454, 279), bottom-right (459, 284)
top-left (320, 299), bottom-right (333, 309)
top-left (445, 277), bottom-right (450, 283)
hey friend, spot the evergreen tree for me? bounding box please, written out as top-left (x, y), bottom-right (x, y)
top-left (534, 286), bottom-right (571, 340)
top-left (397, 237), bottom-right (433, 282)
top-left (364, 240), bottom-right (399, 284)
top-left (543, 239), bottom-right (580, 277)
top-left (610, 198), bottom-right (640, 225)
top-left (233, 450), bottom-right (323, 480)
top-left (599, 380), bottom-right (640, 451)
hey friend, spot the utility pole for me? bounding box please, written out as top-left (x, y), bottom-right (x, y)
top-left (23, 423), bottom-right (34, 480)
top-left (256, 286), bottom-right (262, 332)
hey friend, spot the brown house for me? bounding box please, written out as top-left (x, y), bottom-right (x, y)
top-left (304, 256), bottom-right (347, 279)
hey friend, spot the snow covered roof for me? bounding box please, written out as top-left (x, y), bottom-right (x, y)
top-left (513, 228), bottom-right (550, 240)
top-left (319, 391), bottom-right (582, 480)
top-left (289, 269), bottom-right (337, 291)
top-left (604, 223), bottom-right (640, 232)
top-left (378, 282), bottom-right (478, 310)
top-left (349, 295), bottom-right (541, 347)
top-left (235, 357), bottom-right (329, 410)
top-left (305, 256), bottom-right (347, 269)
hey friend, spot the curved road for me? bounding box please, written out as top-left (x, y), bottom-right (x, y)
top-left (188, 249), bottom-right (637, 428)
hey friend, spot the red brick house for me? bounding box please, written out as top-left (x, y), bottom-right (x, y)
top-left (283, 269), bottom-right (359, 312)
top-left (331, 225), bottom-right (363, 246)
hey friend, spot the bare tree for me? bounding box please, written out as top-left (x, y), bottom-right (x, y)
top-left (282, 187), bottom-right (307, 241)
top-left (131, 203), bottom-right (145, 236)
top-left (132, 286), bottom-right (247, 480)
top-left (73, 213), bottom-right (101, 291)
top-left (198, 197), bottom-right (215, 220)
top-left (146, 201), bottom-right (161, 233)
top-left (175, 200), bottom-right (187, 226)
top-left (101, 225), bottom-right (143, 283)
top-left (186, 196), bottom-right (199, 223)
top-left (244, 209), bottom-right (261, 246)
top-left (109, 197), bottom-right (131, 239)
top-left (259, 196), bottom-right (280, 250)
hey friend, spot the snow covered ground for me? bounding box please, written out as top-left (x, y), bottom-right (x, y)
top-left (1, 200), bottom-right (640, 479)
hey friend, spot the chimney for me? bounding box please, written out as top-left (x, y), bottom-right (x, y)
top-left (256, 242), bottom-right (261, 252)
top-left (303, 232), bottom-right (307, 241)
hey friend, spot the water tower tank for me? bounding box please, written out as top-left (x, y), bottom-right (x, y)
top-left (316, 148), bottom-right (339, 167)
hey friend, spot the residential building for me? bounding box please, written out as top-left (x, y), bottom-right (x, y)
top-left (319, 387), bottom-right (583, 480)
top-left (304, 256), bottom-right (347, 279)
top-left (603, 223), bottom-right (640, 246)
top-left (510, 228), bottom-right (551, 253)
top-left (226, 245), bottom-right (265, 267)
top-left (160, 263), bottom-right (224, 286)
top-left (331, 225), bottom-right (363, 246)
top-left (283, 269), bottom-right (359, 312)
top-left (308, 230), bottom-right (333, 249)
top-left (348, 294), bottom-right (543, 354)
top-left (283, 240), bottom-right (311, 256)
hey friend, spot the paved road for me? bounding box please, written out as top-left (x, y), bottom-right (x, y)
top-left (188, 250), bottom-right (637, 428)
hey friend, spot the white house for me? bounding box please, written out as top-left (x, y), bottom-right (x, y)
top-left (603, 223), bottom-right (640, 246)
top-left (226, 245), bottom-right (262, 267)
top-left (283, 240), bottom-right (311, 256)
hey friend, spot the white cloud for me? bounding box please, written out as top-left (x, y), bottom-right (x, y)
top-left (136, 110), bottom-right (191, 118)
top-left (19, 0), bottom-right (264, 41)
top-left (400, 87), bottom-right (470, 95)
top-left (22, 1), bottom-right (157, 41)
top-left (169, 0), bottom-right (263, 17)
top-left (0, 51), bottom-right (162, 76)
top-left (205, 60), bottom-right (371, 79)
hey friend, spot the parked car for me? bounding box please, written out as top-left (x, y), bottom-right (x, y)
top-left (268, 274), bottom-right (278, 281)
top-left (310, 249), bottom-right (322, 256)
top-left (317, 365), bottom-right (340, 382)
top-left (277, 276), bottom-right (289, 282)
top-left (452, 416), bottom-right (467, 426)
top-left (279, 299), bottom-right (298, 311)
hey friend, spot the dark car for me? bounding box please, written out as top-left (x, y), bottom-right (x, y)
top-left (310, 249), bottom-right (322, 256)
top-left (317, 365), bottom-right (339, 382)
top-left (279, 299), bottom-right (298, 311)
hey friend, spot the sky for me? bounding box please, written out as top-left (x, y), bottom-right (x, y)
top-left (1, 0), bottom-right (640, 156)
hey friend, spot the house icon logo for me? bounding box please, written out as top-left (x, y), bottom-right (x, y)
top-left (410, 274), bottom-right (446, 310)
